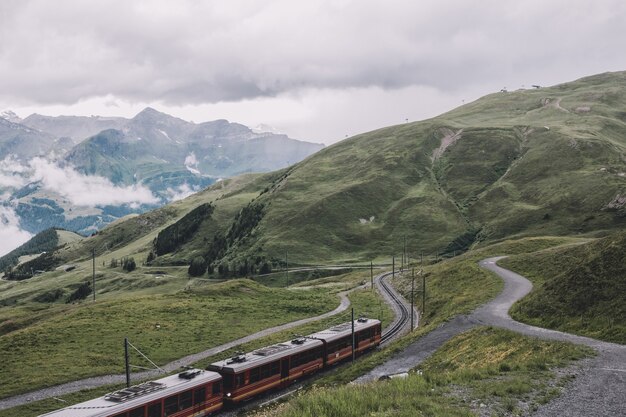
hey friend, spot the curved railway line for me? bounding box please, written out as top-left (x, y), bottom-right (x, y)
top-left (376, 271), bottom-right (412, 344)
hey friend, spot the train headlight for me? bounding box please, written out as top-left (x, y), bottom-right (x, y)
top-left (226, 392), bottom-right (231, 397)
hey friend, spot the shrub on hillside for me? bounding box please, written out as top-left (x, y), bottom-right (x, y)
top-left (122, 257), bottom-right (136, 272)
top-left (188, 257), bottom-right (208, 277)
top-left (66, 282), bottom-right (92, 303)
top-left (154, 203), bottom-right (214, 256)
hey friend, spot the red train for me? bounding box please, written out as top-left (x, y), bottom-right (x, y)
top-left (39, 318), bottom-right (381, 417)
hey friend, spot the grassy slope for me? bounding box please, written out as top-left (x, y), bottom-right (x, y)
top-left (163, 71), bottom-right (626, 265)
top-left (5, 72), bottom-right (625, 282)
top-left (500, 231), bottom-right (626, 343)
top-left (0, 279), bottom-right (337, 399)
top-left (0, 173), bottom-right (269, 307)
top-left (56, 230), bottom-right (83, 246)
top-left (0, 236), bottom-right (584, 412)
top-left (256, 327), bottom-right (592, 417)
top-left (41, 72), bottom-right (623, 270)
top-left (0, 279), bottom-right (395, 417)
top-left (264, 73), bottom-right (624, 262)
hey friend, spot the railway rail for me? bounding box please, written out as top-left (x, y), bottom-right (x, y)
top-left (377, 271), bottom-right (411, 344)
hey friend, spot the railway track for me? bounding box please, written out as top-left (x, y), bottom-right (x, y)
top-left (377, 271), bottom-right (411, 344)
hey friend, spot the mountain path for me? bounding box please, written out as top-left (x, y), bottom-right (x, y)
top-left (0, 286), bottom-right (359, 411)
top-left (355, 257), bottom-right (626, 417)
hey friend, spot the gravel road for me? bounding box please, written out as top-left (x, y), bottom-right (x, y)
top-left (356, 257), bottom-right (626, 417)
top-left (0, 288), bottom-right (356, 411)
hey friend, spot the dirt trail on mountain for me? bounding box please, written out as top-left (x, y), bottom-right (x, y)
top-left (356, 257), bottom-right (626, 416)
top-left (431, 128), bottom-right (463, 161)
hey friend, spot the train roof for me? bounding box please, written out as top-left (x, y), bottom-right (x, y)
top-left (308, 318), bottom-right (381, 343)
top-left (38, 369), bottom-right (221, 417)
top-left (208, 337), bottom-right (323, 373)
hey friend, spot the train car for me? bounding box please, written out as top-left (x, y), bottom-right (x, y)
top-left (308, 317), bottom-right (381, 366)
top-left (207, 337), bottom-right (323, 404)
top-left (38, 369), bottom-right (223, 417)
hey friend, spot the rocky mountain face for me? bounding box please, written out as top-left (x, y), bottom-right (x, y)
top-left (0, 108), bottom-right (324, 239)
top-left (64, 107), bottom-right (324, 182)
top-left (0, 117), bottom-right (57, 160)
top-left (21, 114), bottom-right (127, 144)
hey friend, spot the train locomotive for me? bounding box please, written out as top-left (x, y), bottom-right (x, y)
top-left (39, 317), bottom-right (381, 417)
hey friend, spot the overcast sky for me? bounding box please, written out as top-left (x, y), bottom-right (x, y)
top-left (1, 0), bottom-right (625, 144)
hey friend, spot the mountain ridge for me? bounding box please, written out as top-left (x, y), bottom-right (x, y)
top-left (6, 71), bottom-right (626, 272)
top-left (1, 108), bottom-right (324, 244)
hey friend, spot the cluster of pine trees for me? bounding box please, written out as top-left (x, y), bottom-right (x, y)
top-left (109, 257), bottom-right (136, 272)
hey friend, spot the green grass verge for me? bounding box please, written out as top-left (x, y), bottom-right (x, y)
top-left (255, 327), bottom-right (592, 417)
top-left (0, 279), bottom-right (337, 399)
top-left (500, 231), bottom-right (626, 344)
top-left (0, 278), bottom-right (394, 417)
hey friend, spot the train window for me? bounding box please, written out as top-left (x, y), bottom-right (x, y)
top-left (328, 338), bottom-right (350, 353)
top-left (271, 361), bottom-right (280, 376)
top-left (164, 395), bottom-right (178, 416)
top-left (179, 390), bottom-right (192, 410)
top-left (128, 407), bottom-right (145, 417)
top-left (291, 348), bottom-right (321, 368)
top-left (194, 386), bottom-right (206, 404)
top-left (249, 367), bottom-right (261, 383)
top-left (260, 363), bottom-right (274, 379)
top-left (147, 403), bottom-right (162, 417)
top-left (235, 373), bottom-right (245, 387)
top-left (222, 374), bottom-right (234, 390)
top-left (212, 381), bottom-right (221, 395)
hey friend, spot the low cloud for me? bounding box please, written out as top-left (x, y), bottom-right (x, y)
top-left (165, 183), bottom-right (199, 202)
top-left (0, 156), bottom-right (30, 188)
top-left (28, 158), bottom-right (159, 206)
top-left (0, 206), bottom-right (32, 256)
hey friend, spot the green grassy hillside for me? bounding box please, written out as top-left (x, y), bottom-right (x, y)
top-left (190, 71), bottom-right (625, 265)
top-left (9, 72), bottom-right (626, 277)
top-left (500, 230), bottom-right (626, 343)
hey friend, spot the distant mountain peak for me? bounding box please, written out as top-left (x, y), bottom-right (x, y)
top-left (1, 110), bottom-right (22, 124)
top-left (131, 107), bottom-right (190, 127)
top-left (133, 106), bottom-right (172, 119)
top-left (252, 123), bottom-right (284, 135)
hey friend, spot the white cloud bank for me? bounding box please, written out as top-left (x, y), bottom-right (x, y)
top-left (0, 206), bottom-right (32, 256)
top-left (28, 158), bottom-right (159, 206)
top-left (0, 156), bottom-right (160, 255)
top-left (165, 183), bottom-right (200, 202)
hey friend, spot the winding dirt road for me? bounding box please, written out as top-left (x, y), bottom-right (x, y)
top-left (356, 257), bottom-right (626, 417)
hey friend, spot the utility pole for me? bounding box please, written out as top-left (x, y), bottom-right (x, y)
top-left (403, 235), bottom-right (407, 272)
top-left (351, 308), bottom-right (355, 363)
top-left (370, 261), bottom-right (373, 290)
top-left (422, 271), bottom-right (426, 319)
top-left (392, 256), bottom-right (395, 279)
top-left (411, 268), bottom-right (415, 330)
top-left (92, 249), bottom-right (96, 302)
top-left (124, 337), bottom-right (130, 388)
top-left (285, 252), bottom-right (288, 286)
